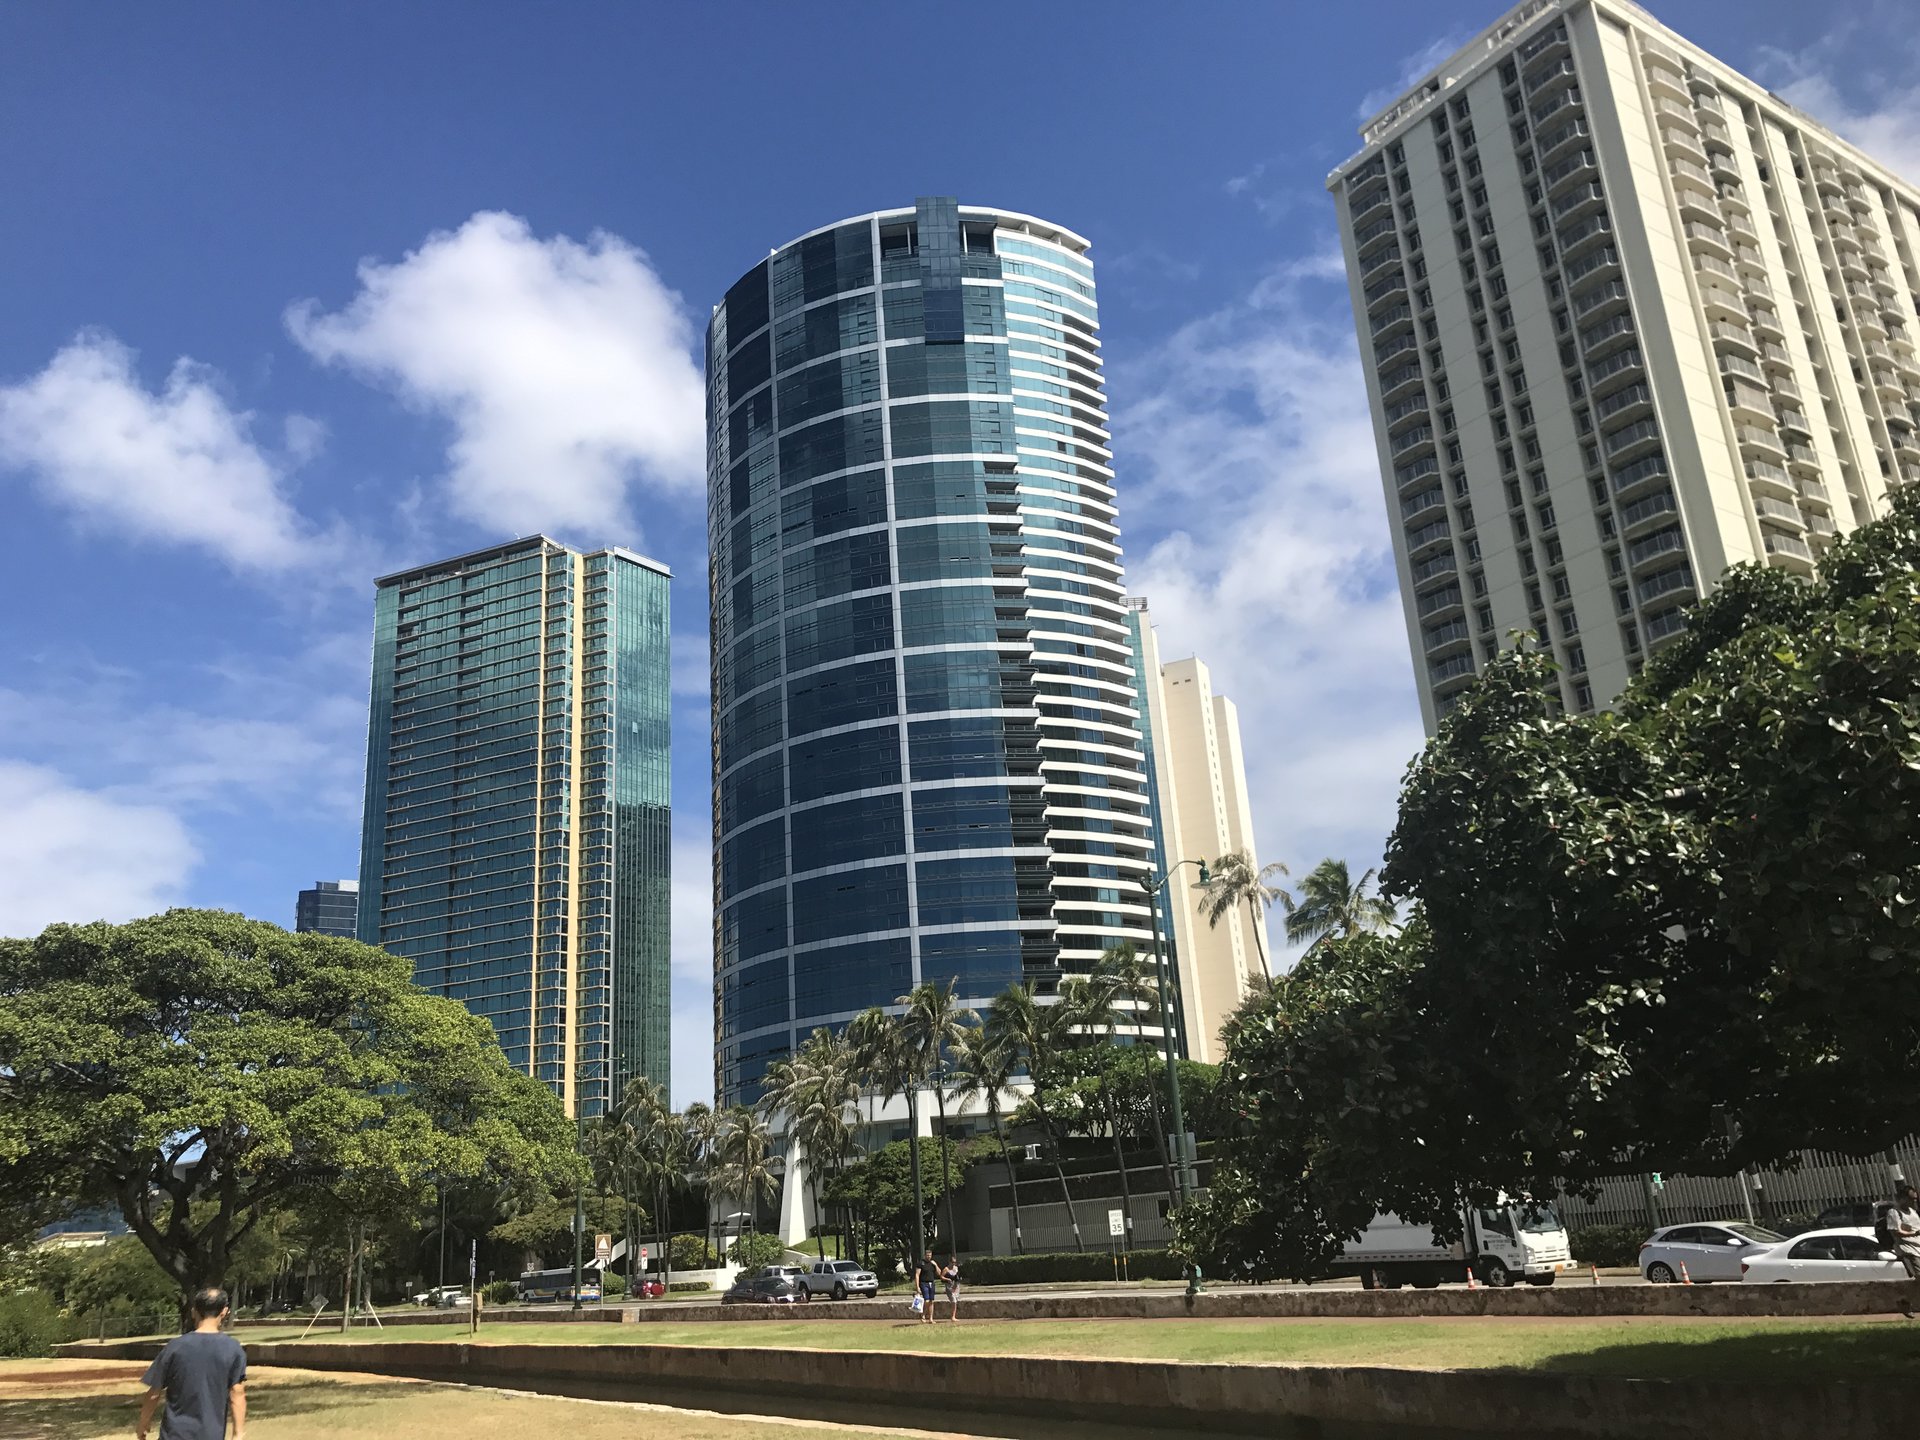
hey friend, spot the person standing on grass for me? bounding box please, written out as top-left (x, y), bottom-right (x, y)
top-left (137, 1286), bottom-right (246, 1440)
top-left (1886, 1182), bottom-right (1920, 1318)
top-left (941, 1254), bottom-right (961, 1323)
top-left (914, 1249), bottom-right (940, 1325)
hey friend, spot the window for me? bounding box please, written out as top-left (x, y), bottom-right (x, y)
top-left (1574, 680), bottom-right (1594, 710)
top-left (1567, 642), bottom-right (1587, 673)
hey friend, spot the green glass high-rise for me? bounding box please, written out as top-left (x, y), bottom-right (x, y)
top-left (356, 535), bottom-right (672, 1116)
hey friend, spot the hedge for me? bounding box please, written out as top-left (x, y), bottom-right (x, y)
top-left (727, 1233), bottom-right (785, 1269)
top-left (480, 1280), bottom-right (519, 1306)
top-left (668, 1281), bottom-right (711, 1293)
top-left (0, 1291), bottom-right (65, 1358)
top-left (1570, 1224), bottom-right (1646, 1268)
top-left (958, 1249), bottom-right (1185, 1285)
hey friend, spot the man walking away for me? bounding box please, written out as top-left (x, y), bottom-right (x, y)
top-left (138, 1287), bottom-right (246, 1440)
top-left (1885, 1183), bottom-right (1920, 1318)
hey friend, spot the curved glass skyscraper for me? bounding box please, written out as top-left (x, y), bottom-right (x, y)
top-left (707, 197), bottom-right (1156, 1105)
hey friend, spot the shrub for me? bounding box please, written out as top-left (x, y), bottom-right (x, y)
top-left (727, 1232), bottom-right (785, 1269)
top-left (959, 1250), bottom-right (1185, 1286)
top-left (1570, 1224), bottom-right (1647, 1268)
top-left (599, 1269), bottom-right (626, 1297)
top-left (481, 1280), bottom-right (519, 1306)
top-left (0, 1290), bottom-right (65, 1358)
top-left (668, 1281), bottom-right (711, 1293)
top-left (670, 1233), bottom-right (717, 1269)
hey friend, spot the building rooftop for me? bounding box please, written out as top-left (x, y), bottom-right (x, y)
top-left (374, 535), bottom-right (672, 587)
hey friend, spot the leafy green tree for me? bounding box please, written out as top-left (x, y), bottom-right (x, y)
top-left (726, 1231), bottom-right (786, 1269)
top-left (488, 1193), bottom-right (628, 1261)
top-left (0, 911), bottom-right (579, 1314)
top-left (1282, 859), bottom-right (1397, 950)
top-left (990, 984), bottom-right (1087, 1251)
top-left (1184, 487), bottom-right (1920, 1277)
top-left (759, 1028), bottom-right (859, 1259)
top-left (821, 1138), bottom-right (974, 1271)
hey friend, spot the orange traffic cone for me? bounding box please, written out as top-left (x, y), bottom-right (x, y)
top-left (1680, 1262), bottom-right (1693, 1285)
top-left (1590, 1265), bottom-right (1600, 1287)
top-left (1466, 1265), bottom-right (1479, 1291)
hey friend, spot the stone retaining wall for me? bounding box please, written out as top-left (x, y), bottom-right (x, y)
top-left (131, 1338), bottom-right (1920, 1439)
top-left (620, 1279), bottom-right (1909, 1322)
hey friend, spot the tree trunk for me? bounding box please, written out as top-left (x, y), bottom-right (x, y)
top-left (339, 1221), bottom-right (354, 1333)
top-left (934, 1083), bottom-right (958, 1251)
top-left (1245, 898), bottom-right (1272, 982)
top-left (989, 1102), bottom-right (1025, 1254)
top-left (1037, 1100), bottom-right (1085, 1252)
top-left (906, 1087), bottom-right (926, 1262)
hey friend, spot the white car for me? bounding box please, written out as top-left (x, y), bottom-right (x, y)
top-left (1639, 1221), bottom-right (1786, 1283)
top-left (1740, 1227), bottom-right (1905, 1283)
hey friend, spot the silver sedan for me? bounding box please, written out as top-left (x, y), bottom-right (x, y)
top-left (1639, 1220), bottom-right (1786, 1282)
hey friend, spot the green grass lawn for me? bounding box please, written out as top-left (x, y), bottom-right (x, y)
top-left (0, 1360), bottom-right (918, 1440)
top-left (226, 1314), bottom-right (1920, 1384)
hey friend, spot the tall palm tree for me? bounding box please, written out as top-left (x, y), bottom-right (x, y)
top-left (681, 1101), bottom-right (719, 1263)
top-left (1283, 858), bottom-right (1398, 950)
top-left (990, 982), bottom-right (1086, 1251)
top-left (1059, 972), bottom-right (1136, 1249)
top-left (1092, 943), bottom-right (1179, 1202)
top-left (848, 1005), bottom-right (917, 1265)
top-left (712, 1105), bottom-right (778, 1259)
top-left (613, 1079), bottom-right (685, 1289)
top-left (1198, 849), bottom-right (1291, 982)
top-left (946, 1020), bottom-right (1025, 1254)
top-left (898, 979), bottom-right (976, 1251)
top-left (759, 1029), bottom-right (859, 1259)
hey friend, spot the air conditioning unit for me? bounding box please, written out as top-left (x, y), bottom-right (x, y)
top-left (1022, 1144), bottom-right (1043, 1162)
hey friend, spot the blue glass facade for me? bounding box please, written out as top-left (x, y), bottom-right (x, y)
top-left (708, 199), bottom-right (1156, 1106)
top-left (357, 536), bottom-right (672, 1115)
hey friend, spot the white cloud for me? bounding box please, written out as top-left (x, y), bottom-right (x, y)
top-left (1117, 250), bottom-right (1426, 957)
top-left (0, 331), bottom-right (327, 572)
top-left (1759, 44), bottom-right (1920, 180)
top-left (287, 211), bottom-right (705, 540)
top-left (0, 634), bottom-right (370, 823)
top-left (0, 763), bottom-right (196, 938)
top-left (669, 820), bottom-right (715, 1106)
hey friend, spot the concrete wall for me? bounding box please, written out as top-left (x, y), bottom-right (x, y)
top-left (91, 1334), bottom-right (1913, 1439)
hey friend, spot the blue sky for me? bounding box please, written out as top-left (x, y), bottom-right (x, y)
top-left (3, 1), bottom-right (1915, 1104)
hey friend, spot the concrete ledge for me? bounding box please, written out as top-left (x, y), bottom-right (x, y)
top-left (618, 1279), bottom-right (1910, 1321)
top-left (163, 1338), bottom-right (1920, 1439)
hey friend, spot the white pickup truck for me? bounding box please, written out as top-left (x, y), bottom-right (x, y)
top-left (1333, 1202), bottom-right (1578, 1289)
top-left (801, 1259), bottom-right (879, 1299)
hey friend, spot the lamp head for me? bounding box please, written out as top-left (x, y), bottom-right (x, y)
top-left (1197, 860), bottom-right (1211, 885)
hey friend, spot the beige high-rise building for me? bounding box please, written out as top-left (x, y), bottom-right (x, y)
top-left (1126, 599), bottom-right (1264, 1064)
top-left (1329, 0), bottom-right (1920, 732)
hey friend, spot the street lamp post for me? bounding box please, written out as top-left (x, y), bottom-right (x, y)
top-left (1145, 858), bottom-right (1210, 1298)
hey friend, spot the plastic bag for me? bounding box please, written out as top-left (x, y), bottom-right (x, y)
top-left (910, 1293), bottom-right (924, 1315)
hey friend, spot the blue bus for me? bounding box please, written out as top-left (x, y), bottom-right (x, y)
top-left (517, 1267), bottom-right (602, 1303)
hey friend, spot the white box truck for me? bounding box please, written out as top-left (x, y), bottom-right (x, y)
top-left (1333, 1202), bottom-right (1577, 1289)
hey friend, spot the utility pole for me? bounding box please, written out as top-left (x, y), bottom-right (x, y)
top-left (1146, 858), bottom-right (1209, 1298)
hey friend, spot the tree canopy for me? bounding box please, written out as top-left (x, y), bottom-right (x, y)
top-left (1182, 486), bottom-right (1920, 1279)
top-left (0, 910), bottom-right (580, 1303)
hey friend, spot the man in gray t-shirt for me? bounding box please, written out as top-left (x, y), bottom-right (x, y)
top-left (139, 1287), bottom-right (247, 1440)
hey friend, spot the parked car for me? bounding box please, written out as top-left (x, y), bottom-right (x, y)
top-left (1639, 1221), bottom-right (1786, 1283)
top-left (1740, 1228), bottom-right (1904, 1283)
top-left (1812, 1201), bottom-right (1895, 1232)
top-left (804, 1260), bottom-right (879, 1299)
top-left (722, 1272), bottom-right (810, 1304)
